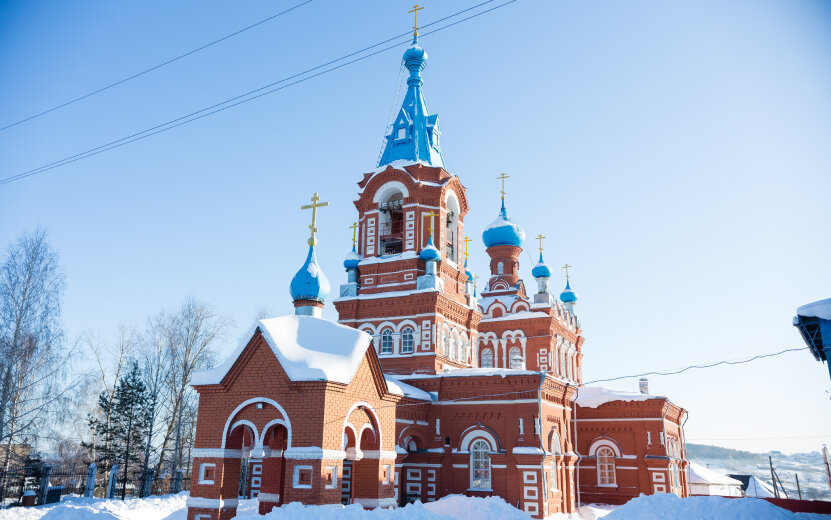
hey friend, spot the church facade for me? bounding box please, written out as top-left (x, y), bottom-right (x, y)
top-left (186, 34), bottom-right (689, 520)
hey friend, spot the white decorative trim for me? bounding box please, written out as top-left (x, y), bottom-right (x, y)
top-left (221, 397), bottom-right (292, 449)
top-left (402, 462), bottom-right (442, 468)
top-left (198, 463), bottom-right (216, 485)
top-left (353, 497), bottom-right (398, 508)
top-left (257, 493), bottom-right (280, 503)
top-left (186, 497), bottom-right (239, 509)
top-left (285, 447), bottom-right (346, 460)
top-left (260, 419), bottom-right (291, 445)
top-left (293, 465), bottom-right (313, 489)
top-left (574, 418), bottom-right (664, 422)
top-left (516, 465), bottom-right (543, 469)
top-left (192, 448), bottom-right (243, 459)
top-left (372, 181), bottom-right (410, 203)
top-left (229, 419), bottom-right (260, 448)
top-left (325, 465), bottom-right (338, 489)
top-left (360, 450), bottom-right (399, 460)
top-left (491, 464), bottom-right (507, 469)
top-left (588, 439), bottom-right (622, 457)
top-left (343, 401), bottom-right (383, 449)
top-left (452, 464), bottom-right (469, 469)
top-left (459, 429), bottom-right (498, 452)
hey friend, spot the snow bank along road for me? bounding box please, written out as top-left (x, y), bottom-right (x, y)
top-left (2, 492), bottom-right (829, 520)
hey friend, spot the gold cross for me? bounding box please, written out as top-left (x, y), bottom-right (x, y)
top-left (562, 263), bottom-right (572, 281)
top-left (463, 236), bottom-right (473, 262)
top-left (425, 210), bottom-right (438, 236)
top-left (536, 234), bottom-right (546, 255)
top-left (409, 4), bottom-right (424, 37)
top-left (300, 192), bottom-right (329, 246)
top-left (349, 222), bottom-right (359, 248)
top-left (497, 173), bottom-right (510, 200)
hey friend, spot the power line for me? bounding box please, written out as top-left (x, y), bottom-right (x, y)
top-left (689, 435), bottom-right (829, 441)
top-left (584, 347), bottom-right (809, 385)
top-left (0, 0), bottom-right (314, 133)
top-left (0, 0), bottom-right (516, 186)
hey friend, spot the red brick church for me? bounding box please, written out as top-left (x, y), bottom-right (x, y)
top-left (186, 32), bottom-right (689, 520)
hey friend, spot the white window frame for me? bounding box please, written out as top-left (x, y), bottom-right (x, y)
top-left (596, 447), bottom-right (616, 487)
top-left (380, 329), bottom-right (394, 355)
top-left (481, 348), bottom-right (494, 368)
top-left (198, 463), bottom-right (216, 485)
top-left (401, 327), bottom-right (415, 354)
top-left (469, 439), bottom-right (492, 491)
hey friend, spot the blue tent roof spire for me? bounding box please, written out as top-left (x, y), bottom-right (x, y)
top-left (377, 35), bottom-right (445, 168)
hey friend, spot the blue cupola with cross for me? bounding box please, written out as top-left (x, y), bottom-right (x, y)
top-left (377, 28), bottom-right (445, 168)
top-left (290, 193), bottom-right (331, 317)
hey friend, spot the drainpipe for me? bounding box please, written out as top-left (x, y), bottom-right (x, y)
top-left (537, 373), bottom-right (546, 501)
top-left (680, 409), bottom-right (689, 495)
top-left (661, 404), bottom-right (670, 491)
top-left (573, 384), bottom-right (580, 511)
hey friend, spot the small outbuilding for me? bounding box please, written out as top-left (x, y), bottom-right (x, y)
top-left (688, 462), bottom-right (743, 497)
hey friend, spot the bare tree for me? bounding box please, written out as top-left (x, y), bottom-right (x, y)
top-left (154, 298), bottom-right (231, 479)
top-left (0, 228), bottom-right (72, 475)
top-left (83, 325), bottom-right (137, 475)
top-left (139, 313), bottom-right (172, 478)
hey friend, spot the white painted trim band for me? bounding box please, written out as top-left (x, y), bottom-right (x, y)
top-left (192, 449), bottom-right (243, 459)
top-left (186, 497), bottom-right (239, 509)
top-left (284, 447), bottom-right (346, 460)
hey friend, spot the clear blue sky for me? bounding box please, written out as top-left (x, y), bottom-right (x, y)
top-left (1, 0), bottom-right (830, 454)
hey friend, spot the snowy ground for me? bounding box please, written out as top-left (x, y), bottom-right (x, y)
top-left (1, 493), bottom-right (828, 520)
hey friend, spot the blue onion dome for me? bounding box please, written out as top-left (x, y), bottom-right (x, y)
top-left (482, 200), bottom-right (526, 248)
top-left (419, 236), bottom-right (441, 261)
top-left (560, 280), bottom-right (578, 303)
top-left (464, 258), bottom-right (474, 282)
top-left (403, 35), bottom-right (427, 69)
top-left (343, 247), bottom-right (362, 270)
top-left (532, 253), bottom-right (552, 278)
top-left (290, 245), bottom-right (331, 302)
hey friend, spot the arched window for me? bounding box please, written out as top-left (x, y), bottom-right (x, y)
top-left (443, 333), bottom-right (450, 357)
top-left (450, 335), bottom-right (458, 360)
top-left (669, 439), bottom-right (680, 489)
top-left (567, 351), bottom-right (574, 380)
top-left (401, 327), bottom-right (414, 354)
top-left (597, 447), bottom-right (616, 486)
top-left (549, 433), bottom-right (562, 491)
top-left (380, 330), bottom-right (393, 355)
top-left (481, 348), bottom-right (494, 368)
top-left (445, 195), bottom-right (460, 263)
top-left (470, 439), bottom-right (491, 490)
top-left (559, 348), bottom-right (566, 377)
top-left (460, 338), bottom-right (468, 363)
top-left (509, 347), bottom-right (523, 369)
top-left (497, 262), bottom-right (504, 274)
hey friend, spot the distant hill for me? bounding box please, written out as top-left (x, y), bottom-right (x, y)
top-left (686, 443), bottom-right (831, 501)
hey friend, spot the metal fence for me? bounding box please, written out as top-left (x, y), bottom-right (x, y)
top-left (0, 466), bottom-right (40, 507)
top-left (0, 465), bottom-right (191, 508)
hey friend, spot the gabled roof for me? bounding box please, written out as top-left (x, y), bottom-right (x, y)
top-left (191, 315), bottom-right (372, 386)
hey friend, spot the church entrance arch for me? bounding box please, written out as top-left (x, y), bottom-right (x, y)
top-left (343, 403), bottom-right (382, 505)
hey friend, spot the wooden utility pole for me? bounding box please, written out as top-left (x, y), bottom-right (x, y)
top-left (770, 456), bottom-right (780, 499)
top-left (795, 474), bottom-right (802, 500)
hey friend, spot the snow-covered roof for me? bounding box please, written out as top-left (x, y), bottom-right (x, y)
top-left (384, 376), bottom-right (434, 401)
top-left (397, 367), bottom-right (541, 380)
top-left (744, 475), bottom-right (776, 498)
top-left (796, 298), bottom-right (831, 320)
top-left (576, 385), bottom-right (665, 408)
top-left (688, 462), bottom-right (743, 486)
top-left (481, 311), bottom-right (550, 322)
top-left (191, 315), bottom-right (372, 386)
